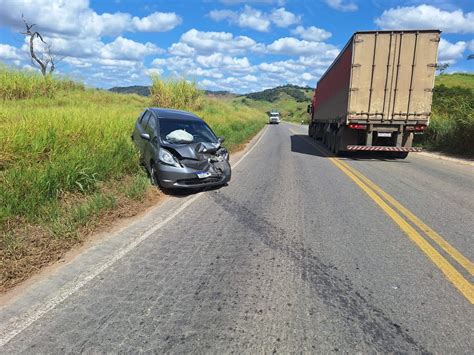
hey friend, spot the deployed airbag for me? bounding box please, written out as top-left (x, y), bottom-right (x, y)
top-left (166, 129), bottom-right (194, 143)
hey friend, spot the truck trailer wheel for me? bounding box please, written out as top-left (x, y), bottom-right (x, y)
top-left (394, 152), bottom-right (409, 159)
top-left (334, 136), bottom-right (341, 156)
top-left (330, 132), bottom-right (337, 153)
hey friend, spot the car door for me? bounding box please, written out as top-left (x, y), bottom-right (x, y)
top-left (143, 113), bottom-right (159, 168)
top-left (132, 111), bottom-right (145, 143)
top-left (136, 111), bottom-right (151, 161)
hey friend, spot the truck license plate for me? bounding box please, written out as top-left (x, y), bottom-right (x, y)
top-left (196, 172), bottom-right (211, 179)
top-left (378, 132), bottom-right (392, 137)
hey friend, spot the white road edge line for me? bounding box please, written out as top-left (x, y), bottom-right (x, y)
top-left (0, 125), bottom-right (268, 347)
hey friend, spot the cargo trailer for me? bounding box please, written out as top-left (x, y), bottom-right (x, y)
top-left (307, 30), bottom-right (441, 158)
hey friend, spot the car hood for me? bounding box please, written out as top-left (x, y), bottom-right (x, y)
top-left (161, 141), bottom-right (221, 160)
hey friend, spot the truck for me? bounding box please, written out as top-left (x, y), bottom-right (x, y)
top-left (268, 110), bottom-right (281, 124)
top-left (308, 30), bottom-right (441, 158)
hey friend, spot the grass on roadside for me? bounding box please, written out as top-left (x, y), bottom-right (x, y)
top-left (1, 69), bottom-right (265, 291)
top-left (416, 73), bottom-right (474, 156)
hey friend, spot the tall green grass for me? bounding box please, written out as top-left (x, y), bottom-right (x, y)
top-left (0, 65), bottom-right (84, 100)
top-left (0, 89), bottom-right (149, 225)
top-left (421, 84), bottom-right (474, 156)
top-left (150, 75), bottom-right (203, 110)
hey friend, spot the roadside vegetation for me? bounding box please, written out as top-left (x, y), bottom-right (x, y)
top-left (0, 67), bottom-right (265, 291)
top-left (237, 84), bottom-right (314, 124)
top-left (418, 73), bottom-right (474, 156)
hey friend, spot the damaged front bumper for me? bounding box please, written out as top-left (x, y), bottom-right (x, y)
top-left (156, 159), bottom-right (231, 189)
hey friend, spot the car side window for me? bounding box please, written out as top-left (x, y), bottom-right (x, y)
top-left (141, 112), bottom-right (150, 129)
top-left (145, 115), bottom-right (157, 137)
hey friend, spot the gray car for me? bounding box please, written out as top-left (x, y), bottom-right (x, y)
top-left (132, 108), bottom-right (231, 189)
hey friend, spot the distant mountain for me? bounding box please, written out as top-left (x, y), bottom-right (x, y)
top-left (204, 90), bottom-right (236, 97)
top-left (109, 86), bottom-right (236, 97)
top-left (244, 84), bottom-right (313, 103)
top-left (109, 86), bottom-right (150, 96)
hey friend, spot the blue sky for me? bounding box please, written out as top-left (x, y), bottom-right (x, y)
top-left (0, 0), bottom-right (472, 93)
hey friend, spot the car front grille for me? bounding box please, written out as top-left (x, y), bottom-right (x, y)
top-left (180, 159), bottom-right (209, 170)
top-left (177, 177), bottom-right (222, 185)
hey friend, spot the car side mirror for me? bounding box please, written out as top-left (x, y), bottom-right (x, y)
top-left (307, 104), bottom-right (311, 114)
top-left (140, 133), bottom-right (151, 141)
top-left (218, 136), bottom-right (225, 143)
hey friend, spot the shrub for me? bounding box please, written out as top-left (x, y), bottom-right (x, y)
top-left (150, 75), bottom-right (204, 110)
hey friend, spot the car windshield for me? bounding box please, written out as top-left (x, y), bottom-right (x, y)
top-left (159, 118), bottom-right (218, 144)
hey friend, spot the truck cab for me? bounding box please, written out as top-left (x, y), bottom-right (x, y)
top-left (268, 110), bottom-right (280, 124)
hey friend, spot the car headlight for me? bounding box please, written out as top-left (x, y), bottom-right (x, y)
top-left (159, 148), bottom-right (181, 167)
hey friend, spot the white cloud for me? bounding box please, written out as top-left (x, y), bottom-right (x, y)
top-left (63, 57), bottom-right (92, 68)
top-left (259, 62), bottom-right (286, 73)
top-left (270, 8), bottom-right (300, 28)
top-left (325, 0), bottom-right (358, 12)
top-left (438, 38), bottom-right (466, 64)
top-left (375, 5), bottom-right (474, 34)
top-left (144, 67), bottom-right (163, 76)
top-left (178, 29), bottom-right (261, 55)
top-left (243, 74), bottom-right (258, 82)
top-left (209, 6), bottom-right (270, 32)
top-left (0, 0), bottom-right (180, 37)
top-left (188, 67), bottom-right (224, 79)
top-left (20, 35), bottom-right (162, 63)
top-left (168, 42), bottom-right (196, 57)
top-left (131, 11), bottom-right (182, 32)
top-left (291, 26), bottom-right (332, 42)
top-left (196, 53), bottom-right (251, 71)
top-left (238, 6), bottom-right (271, 32)
top-left (209, 6), bottom-right (300, 32)
top-left (100, 37), bottom-right (162, 61)
top-left (0, 43), bottom-right (22, 60)
top-left (267, 37), bottom-right (339, 57)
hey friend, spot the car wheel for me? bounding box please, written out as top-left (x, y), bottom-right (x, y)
top-left (149, 162), bottom-right (159, 186)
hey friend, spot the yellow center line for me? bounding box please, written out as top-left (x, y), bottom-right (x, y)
top-left (336, 159), bottom-right (474, 276)
top-left (329, 158), bottom-right (474, 303)
top-left (296, 135), bottom-right (473, 303)
top-left (300, 135), bottom-right (473, 276)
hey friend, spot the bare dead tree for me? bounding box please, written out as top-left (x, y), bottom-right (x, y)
top-left (21, 14), bottom-right (59, 76)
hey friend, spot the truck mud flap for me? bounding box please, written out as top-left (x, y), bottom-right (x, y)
top-left (347, 145), bottom-right (422, 152)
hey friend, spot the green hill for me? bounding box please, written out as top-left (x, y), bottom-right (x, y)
top-left (435, 73), bottom-right (474, 91)
top-left (109, 85), bottom-right (236, 98)
top-left (236, 84), bottom-right (314, 124)
top-left (109, 85), bottom-right (150, 96)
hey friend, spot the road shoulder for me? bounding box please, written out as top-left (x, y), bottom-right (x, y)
top-left (0, 125), bottom-right (267, 312)
top-left (416, 151), bottom-right (474, 167)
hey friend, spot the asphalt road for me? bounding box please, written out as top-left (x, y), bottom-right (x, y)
top-left (1, 122), bottom-right (473, 353)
